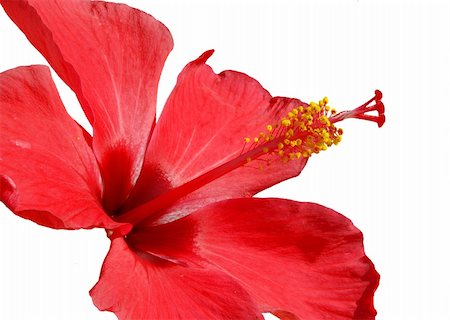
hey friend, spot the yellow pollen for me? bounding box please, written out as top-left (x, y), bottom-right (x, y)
top-left (242, 96), bottom-right (344, 166)
top-left (271, 98), bottom-right (344, 161)
top-left (334, 135), bottom-right (342, 145)
top-left (284, 128), bottom-right (294, 138)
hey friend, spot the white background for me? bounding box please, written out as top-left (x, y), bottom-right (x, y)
top-left (1, 0), bottom-right (449, 319)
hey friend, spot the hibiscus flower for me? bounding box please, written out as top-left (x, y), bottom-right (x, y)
top-left (0, 0), bottom-right (384, 319)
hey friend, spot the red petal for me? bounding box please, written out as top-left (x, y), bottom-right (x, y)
top-left (90, 238), bottom-right (263, 320)
top-left (0, 66), bottom-right (128, 232)
top-left (1, 0), bottom-right (173, 212)
top-left (129, 198), bottom-right (379, 319)
top-left (125, 51), bottom-right (307, 216)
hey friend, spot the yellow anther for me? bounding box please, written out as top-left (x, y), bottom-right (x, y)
top-left (284, 128), bottom-right (294, 138)
top-left (310, 102), bottom-right (320, 112)
top-left (281, 119), bottom-right (291, 127)
top-left (243, 95), bottom-right (344, 165)
top-left (334, 135), bottom-right (342, 145)
top-left (319, 115), bottom-right (331, 126)
top-left (246, 157), bottom-right (252, 163)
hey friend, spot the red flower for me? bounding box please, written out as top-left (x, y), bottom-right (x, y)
top-left (0, 1), bottom-right (384, 319)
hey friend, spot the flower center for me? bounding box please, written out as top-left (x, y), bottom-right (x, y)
top-left (113, 91), bottom-right (384, 231)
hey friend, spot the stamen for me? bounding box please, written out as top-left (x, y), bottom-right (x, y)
top-left (242, 95), bottom-right (345, 166)
top-left (242, 90), bottom-right (384, 168)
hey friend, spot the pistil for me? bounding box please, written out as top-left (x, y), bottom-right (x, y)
top-left (330, 90), bottom-right (385, 127)
top-left (115, 90), bottom-right (384, 229)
